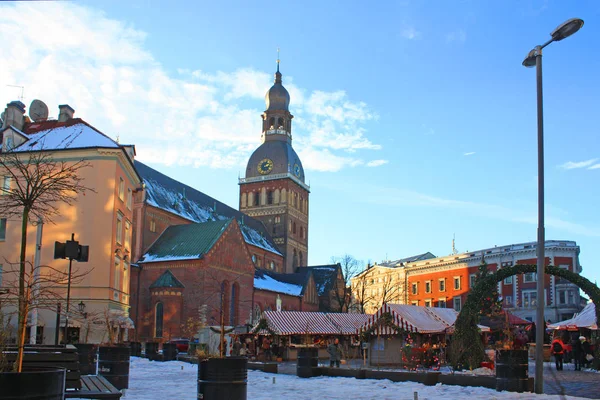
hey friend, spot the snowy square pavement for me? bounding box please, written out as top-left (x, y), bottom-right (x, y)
top-left (101, 358), bottom-right (589, 400)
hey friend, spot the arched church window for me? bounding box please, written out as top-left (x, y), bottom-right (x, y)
top-left (299, 252), bottom-right (303, 267)
top-left (300, 226), bottom-right (304, 239)
top-left (278, 118), bottom-right (284, 129)
top-left (293, 221), bottom-right (296, 234)
top-left (267, 190), bottom-right (273, 205)
top-left (155, 302), bottom-right (163, 338)
top-left (220, 281), bottom-right (229, 324)
top-left (272, 224), bottom-right (277, 236)
top-left (254, 304), bottom-right (262, 322)
top-left (293, 249), bottom-right (298, 269)
top-left (269, 117), bottom-right (275, 129)
top-left (254, 192), bottom-right (259, 206)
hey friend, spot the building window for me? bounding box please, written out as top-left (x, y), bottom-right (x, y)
top-left (230, 283), bottom-right (238, 326)
top-left (504, 276), bottom-right (513, 285)
top-left (252, 254), bottom-right (257, 263)
top-left (274, 216), bottom-right (281, 224)
top-left (292, 222), bottom-right (296, 234)
top-left (425, 281), bottom-right (431, 294)
top-left (504, 295), bottom-right (513, 307)
top-left (126, 188), bottom-right (132, 210)
top-left (469, 274), bottom-right (477, 288)
top-left (267, 191), bottom-right (273, 205)
top-left (155, 302), bottom-right (163, 338)
top-left (116, 213), bottom-right (123, 244)
top-left (254, 192), bottom-right (259, 206)
top-left (118, 178), bottom-right (124, 201)
top-left (453, 276), bottom-right (461, 290)
top-left (1, 176), bottom-right (10, 195)
top-left (114, 256), bottom-right (121, 291)
top-left (269, 261), bottom-right (274, 270)
top-left (522, 290), bottom-right (537, 308)
top-left (0, 218), bottom-right (6, 241)
top-left (567, 290), bottom-right (575, 305)
top-left (123, 260), bottom-right (129, 293)
top-left (411, 301), bottom-right (419, 306)
top-left (523, 272), bottom-right (536, 282)
top-left (300, 226), bottom-right (305, 239)
top-left (424, 299), bottom-right (432, 307)
top-left (411, 282), bottom-right (418, 295)
top-left (124, 220), bottom-right (131, 250)
top-left (439, 279), bottom-right (446, 292)
top-left (299, 252), bottom-right (303, 267)
top-left (453, 297), bottom-right (461, 312)
top-left (149, 219), bottom-right (156, 232)
top-left (438, 298), bottom-right (446, 308)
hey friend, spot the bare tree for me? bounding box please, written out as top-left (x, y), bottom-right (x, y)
top-left (378, 273), bottom-right (402, 308)
top-left (350, 269), bottom-right (376, 314)
top-left (0, 148), bottom-right (93, 372)
top-left (328, 254), bottom-right (363, 313)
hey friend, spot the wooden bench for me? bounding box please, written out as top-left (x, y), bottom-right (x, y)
top-left (3, 344), bottom-right (81, 389)
top-left (65, 375), bottom-right (122, 399)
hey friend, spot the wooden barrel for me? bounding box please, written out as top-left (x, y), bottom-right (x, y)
top-left (198, 357), bottom-right (247, 400)
top-left (130, 342), bottom-right (142, 357)
top-left (496, 349), bottom-right (529, 392)
top-left (75, 343), bottom-right (98, 375)
top-left (99, 346), bottom-right (130, 390)
top-left (297, 347), bottom-right (319, 378)
top-left (0, 367), bottom-right (66, 400)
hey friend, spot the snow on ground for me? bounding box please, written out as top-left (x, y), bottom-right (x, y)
top-left (118, 357), bottom-right (589, 400)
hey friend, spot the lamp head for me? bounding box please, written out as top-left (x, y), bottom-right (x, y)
top-left (78, 301), bottom-right (86, 313)
top-left (522, 49), bottom-right (538, 68)
top-left (550, 18), bottom-right (584, 42)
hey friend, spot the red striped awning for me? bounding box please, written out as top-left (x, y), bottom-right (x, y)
top-left (257, 311), bottom-right (341, 335)
top-left (326, 313), bottom-right (372, 334)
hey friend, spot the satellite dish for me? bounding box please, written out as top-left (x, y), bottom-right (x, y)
top-left (29, 99), bottom-right (49, 122)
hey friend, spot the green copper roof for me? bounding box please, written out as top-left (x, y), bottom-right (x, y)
top-left (141, 219), bottom-right (232, 263)
top-left (149, 269), bottom-right (185, 289)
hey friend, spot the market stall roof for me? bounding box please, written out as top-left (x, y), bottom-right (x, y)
top-left (548, 302), bottom-right (597, 331)
top-left (252, 311), bottom-right (373, 336)
top-left (326, 313), bottom-right (372, 334)
top-left (255, 311), bottom-right (341, 335)
top-left (359, 304), bottom-right (490, 335)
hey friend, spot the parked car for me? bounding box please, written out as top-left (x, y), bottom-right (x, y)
top-left (169, 338), bottom-right (190, 353)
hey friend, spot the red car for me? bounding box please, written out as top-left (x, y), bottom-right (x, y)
top-left (169, 338), bottom-right (190, 353)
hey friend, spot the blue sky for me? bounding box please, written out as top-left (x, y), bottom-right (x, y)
top-left (1, 1), bottom-right (599, 285)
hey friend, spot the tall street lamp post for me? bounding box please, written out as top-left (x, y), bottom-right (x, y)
top-left (522, 18), bottom-right (584, 394)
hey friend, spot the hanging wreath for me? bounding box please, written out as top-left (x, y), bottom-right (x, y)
top-left (249, 318), bottom-right (277, 336)
top-left (360, 312), bottom-right (405, 341)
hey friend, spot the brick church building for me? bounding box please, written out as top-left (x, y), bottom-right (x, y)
top-left (130, 64), bottom-right (342, 342)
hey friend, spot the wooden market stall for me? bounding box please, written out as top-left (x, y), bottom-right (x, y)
top-left (359, 304), bottom-right (490, 369)
top-left (251, 311), bottom-right (372, 361)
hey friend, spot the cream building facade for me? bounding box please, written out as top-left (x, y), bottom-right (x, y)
top-left (0, 100), bottom-right (141, 344)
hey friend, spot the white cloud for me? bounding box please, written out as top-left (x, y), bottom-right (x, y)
top-left (400, 27), bottom-right (421, 40)
top-left (0, 2), bottom-right (380, 173)
top-left (366, 160), bottom-right (389, 167)
top-left (558, 159), bottom-right (598, 170)
top-left (463, 152), bottom-right (476, 156)
top-left (446, 30), bottom-right (467, 43)
top-left (589, 164), bottom-right (600, 170)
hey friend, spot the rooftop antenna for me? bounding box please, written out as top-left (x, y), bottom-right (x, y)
top-left (452, 234), bottom-right (458, 255)
top-left (6, 85), bottom-right (25, 102)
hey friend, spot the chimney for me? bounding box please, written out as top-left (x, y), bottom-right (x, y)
top-left (58, 104), bottom-right (75, 122)
top-left (2, 101), bottom-right (26, 130)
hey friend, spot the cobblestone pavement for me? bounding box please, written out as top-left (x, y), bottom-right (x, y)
top-left (531, 361), bottom-right (600, 399)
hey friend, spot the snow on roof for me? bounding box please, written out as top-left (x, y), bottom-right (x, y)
top-left (254, 273), bottom-right (303, 296)
top-left (240, 224), bottom-right (281, 254)
top-left (14, 122), bottom-right (119, 152)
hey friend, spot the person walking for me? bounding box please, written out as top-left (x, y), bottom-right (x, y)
top-left (580, 336), bottom-right (591, 369)
top-left (551, 336), bottom-right (565, 371)
top-left (572, 335), bottom-right (583, 371)
top-left (262, 337), bottom-right (272, 361)
top-left (232, 337), bottom-right (242, 357)
top-left (327, 338), bottom-right (342, 368)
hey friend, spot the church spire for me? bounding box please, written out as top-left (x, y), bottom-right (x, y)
top-left (275, 48), bottom-right (282, 84)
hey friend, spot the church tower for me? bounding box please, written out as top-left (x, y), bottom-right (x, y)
top-left (239, 60), bottom-right (309, 273)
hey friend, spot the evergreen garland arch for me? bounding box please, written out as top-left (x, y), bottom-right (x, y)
top-left (450, 264), bottom-right (600, 369)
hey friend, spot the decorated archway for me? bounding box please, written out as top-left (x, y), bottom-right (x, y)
top-left (450, 264), bottom-right (600, 369)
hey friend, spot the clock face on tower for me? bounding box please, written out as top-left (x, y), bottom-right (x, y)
top-left (258, 158), bottom-right (274, 175)
top-left (293, 163), bottom-right (301, 178)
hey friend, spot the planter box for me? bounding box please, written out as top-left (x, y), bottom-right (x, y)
top-left (438, 374), bottom-right (496, 389)
top-left (320, 367), bottom-right (365, 379)
top-left (247, 361), bottom-right (277, 374)
top-left (364, 370), bottom-right (440, 386)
